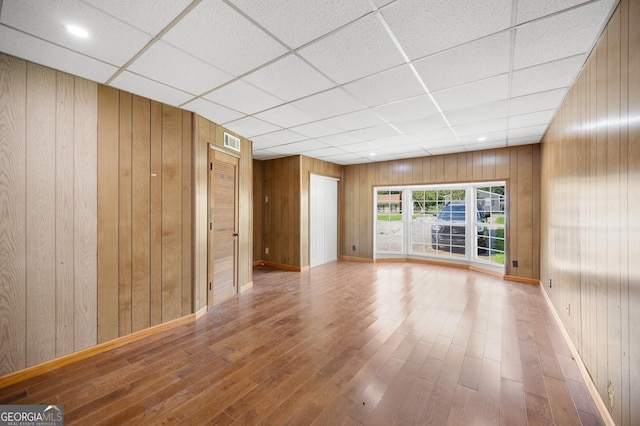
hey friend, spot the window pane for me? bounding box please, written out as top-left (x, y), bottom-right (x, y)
top-left (376, 190), bottom-right (403, 252)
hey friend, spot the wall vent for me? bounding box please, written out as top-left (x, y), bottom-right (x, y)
top-left (223, 132), bottom-right (240, 152)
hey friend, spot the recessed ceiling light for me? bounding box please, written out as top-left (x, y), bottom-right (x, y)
top-left (65, 24), bottom-right (89, 38)
top-left (370, 152), bottom-right (375, 156)
top-left (478, 137), bottom-right (487, 142)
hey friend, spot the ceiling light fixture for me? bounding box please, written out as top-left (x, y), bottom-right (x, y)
top-left (478, 137), bottom-right (487, 142)
top-left (65, 24), bottom-right (89, 38)
top-left (370, 152), bottom-right (375, 156)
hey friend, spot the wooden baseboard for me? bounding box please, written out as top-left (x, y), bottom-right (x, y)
top-left (195, 306), bottom-right (207, 319)
top-left (503, 275), bottom-right (539, 285)
top-left (241, 281), bottom-right (254, 292)
top-left (259, 261), bottom-right (303, 271)
top-left (0, 313), bottom-right (195, 390)
top-left (252, 260), bottom-right (263, 266)
top-left (339, 255), bottom-right (374, 263)
top-left (539, 284), bottom-right (615, 426)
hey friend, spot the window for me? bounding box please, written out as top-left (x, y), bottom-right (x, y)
top-left (375, 182), bottom-right (506, 270)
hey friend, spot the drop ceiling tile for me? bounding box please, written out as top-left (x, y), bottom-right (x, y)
top-left (321, 110), bottom-right (386, 132)
top-left (463, 140), bottom-right (507, 151)
top-left (343, 65), bottom-right (425, 108)
top-left (411, 127), bottom-right (457, 143)
top-left (381, 0), bottom-right (512, 60)
top-left (254, 104), bottom-right (316, 128)
top-left (317, 133), bottom-right (364, 146)
top-left (204, 79), bottom-right (283, 115)
top-left (393, 114), bottom-right (450, 135)
top-left (515, 0), bottom-right (589, 24)
top-left (82, 0), bottom-right (193, 35)
top-left (253, 149), bottom-right (283, 160)
top-left (509, 109), bottom-right (556, 129)
top-left (414, 31), bottom-right (511, 92)
top-left (426, 146), bottom-right (466, 156)
top-left (453, 117), bottom-right (508, 137)
top-left (348, 124), bottom-right (402, 141)
top-left (513, 0), bottom-right (615, 69)
top-left (0, 0), bottom-right (151, 66)
top-left (456, 130), bottom-right (507, 145)
top-left (298, 13), bottom-right (405, 84)
top-left (308, 147), bottom-right (349, 158)
top-left (291, 88), bottom-right (366, 120)
top-left (224, 116), bottom-right (281, 138)
top-left (511, 55), bottom-right (586, 97)
top-left (254, 130), bottom-right (307, 145)
top-left (243, 54), bottom-right (335, 102)
top-left (162, 0), bottom-right (287, 76)
top-left (110, 71), bottom-right (194, 106)
top-left (128, 41), bottom-right (233, 95)
top-left (320, 152), bottom-right (373, 165)
top-left (372, 95), bottom-right (440, 123)
top-left (290, 120), bottom-right (344, 139)
top-left (226, 0), bottom-right (372, 48)
top-left (419, 138), bottom-right (463, 150)
top-left (0, 26), bottom-right (118, 83)
top-left (181, 98), bottom-right (245, 124)
top-left (508, 124), bottom-right (547, 139)
top-left (509, 88), bottom-right (568, 115)
top-left (340, 140), bottom-right (387, 153)
top-left (508, 135), bottom-right (543, 145)
top-left (444, 101), bottom-right (509, 126)
top-left (431, 74), bottom-right (509, 112)
top-left (268, 139), bottom-right (330, 155)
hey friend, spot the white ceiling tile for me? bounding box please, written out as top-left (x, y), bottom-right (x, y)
top-left (0, 26), bottom-right (118, 83)
top-left (508, 135), bottom-right (543, 146)
top-left (317, 133), bottom-right (364, 146)
top-left (453, 118), bottom-right (508, 137)
top-left (298, 13), bottom-right (405, 84)
top-left (444, 101), bottom-right (509, 126)
top-left (463, 140), bottom-right (508, 151)
top-left (253, 149), bottom-right (283, 160)
top-left (204, 79), bottom-right (283, 115)
top-left (290, 120), bottom-right (344, 139)
top-left (393, 114), bottom-right (450, 135)
top-left (128, 41), bottom-right (234, 95)
top-left (509, 109), bottom-right (556, 129)
top-left (243, 54), bottom-right (335, 102)
top-left (253, 130), bottom-right (307, 146)
top-left (431, 74), bottom-right (509, 112)
top-left (291, 88), bottom-right (366, 120)
top-left (182, 98), bottom-right (245, 124)
top-left (320, 152), bottom-right (372, 165)
top-left (162, 0), bottom-right (287, 76)
top-left (110, 71), bottom-right (194, 106)
top-left (268, 140), bottom-right (330, 155)
top-left (348, 124), bottom-right (402, 141)
top-left (82, 0), bottom-right (193, 35)
top-left (381, 0), bottom-right (512, 60)
top-left (0, 0), bottom-right (151, 66)
top-left (414, 31), bottom-right (511, 92)
top-left (515, 0), bottom-right (589, 24)
top-left (254, 104), bottom-right (316, 128)
top-left (372, 95), bottom-right (440, 123)
top-left (509, 88), bottom-right (568, 115)
top-left (514, 0), bottom-right (615, 69)
top-left (508, 124), bottom-right (547, 139)
top-left (227, 0), bottom-right (372, 48)
top-left (511, 55), bottom-right (586, 97)
top-left (456, 130), bottom-right (507, 145)
top-left (340, 140), bottom-right (388, 153)
top-left (321, 110), bottom-right (386, 131)
top-left (343, 65), bottom-right (425, 108)
top-left (224, 116), bottom-right (281, 138)
top-left (419, 138), bottom-right (463, 150)
top-left (307, 147), bottom-right (349, 158)
top-left (426, 146), bottom-right (467, 156)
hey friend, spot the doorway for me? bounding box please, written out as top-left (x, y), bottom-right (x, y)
top-left (208, 147), bottom-right (239, 308)
top-left (310, 174), bottom-right (339, 268)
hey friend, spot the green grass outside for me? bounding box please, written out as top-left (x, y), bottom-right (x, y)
top-left (377, 214), bottom-right (403, 221)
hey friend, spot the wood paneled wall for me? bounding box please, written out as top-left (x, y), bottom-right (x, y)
top-left (193, 116), bottom-right (253, 307)
top-left (252, 160), bottom-right (264, 263)
top-left (341, 146), bottom-right (540, 279)
top-left (260, 156), bottom-right (301, 268)
top-left (0, 54), bottom-right (97, 375)
top-left (540, 0), bottom-right (639, 423)
top-left (97, 86), bottom-right (192, 343)
top-left (300, 156), bottom-right (343, 267)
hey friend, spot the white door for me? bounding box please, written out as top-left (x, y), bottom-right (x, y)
top-left (310, 174), bottom-right (338, 267)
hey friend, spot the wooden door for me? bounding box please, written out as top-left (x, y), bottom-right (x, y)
top-left (208, 148), bottom-right (239, 308)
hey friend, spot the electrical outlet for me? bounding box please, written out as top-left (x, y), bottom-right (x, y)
top-left (549, 278), bottom-right (552, 288)
top-left (265, 247), bottom-right (269, 255)
top-left (512, 260), bottom-right (518, 267)
top-left (352, 245), bottom-right (356, 251)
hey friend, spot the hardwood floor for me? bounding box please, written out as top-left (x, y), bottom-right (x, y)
top-left (0, 261), bottom-right (604, 425)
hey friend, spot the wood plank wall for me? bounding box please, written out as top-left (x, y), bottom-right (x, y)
top-left (260, 156), bottom-right (301, 268)
top-left (97, 86), bottom-right (192, 343)
top-left (252, 160), bottom-right (264, 263)
top-left (0, 54), bottom-right (97, 375)
top-left (540, 0), bottom-right (639, 424)
top-left (300, 156), bottom-right (343, 267)
top-left (193, 116), bottom-right (253, 306)
top-left (341, 146), bottom-right (540, 279)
